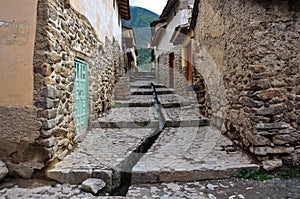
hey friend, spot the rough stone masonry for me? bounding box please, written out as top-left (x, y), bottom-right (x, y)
top-left (0, 0), bottom-right (125, 178)
top-left (33, 0), bottom-right (125, 170)
top-left (193, 0), bottom-right (300, 170)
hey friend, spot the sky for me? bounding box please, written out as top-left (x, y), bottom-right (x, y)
top-left (130, 0), bottom-right (168, 15)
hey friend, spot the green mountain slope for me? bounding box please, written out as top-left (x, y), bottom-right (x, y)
top-left (123, 6), bottom-right (159, 66)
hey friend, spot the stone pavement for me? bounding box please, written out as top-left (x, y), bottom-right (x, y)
top-left (92, 107), bottom-right (159, 128)
top-left (1, 177), bottom-right (299, 199)
top-left (0, 182), bottom-right (124, 199)
top-left (132, 126), bottom-right (258, 184)
top-left (43, 73), bottom-right (258, 196)
top-left (47, 128), bottom-right (156, 191)
top-left (127, 177), bottom-right (300, 199)
top-left (1, 176), bottom-right (299, 198)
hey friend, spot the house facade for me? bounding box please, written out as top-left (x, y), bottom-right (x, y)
top-left (0, 0), bottom-right (130, 178)
top-left (150, 0), bottom-right (211, 117)
top-left (122, 26), bottom-right (138, 74)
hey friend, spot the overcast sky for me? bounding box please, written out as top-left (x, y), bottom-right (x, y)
top-left (130, 0), bottom-right (168, 15)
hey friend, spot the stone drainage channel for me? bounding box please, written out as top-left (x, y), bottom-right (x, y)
top-left (111, 83), bottom-right (167, 196)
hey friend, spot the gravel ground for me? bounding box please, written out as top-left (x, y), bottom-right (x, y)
top-left (0, 176), bottom-right (299, 198)
top-left (127, 177), bottom-right (300, 199)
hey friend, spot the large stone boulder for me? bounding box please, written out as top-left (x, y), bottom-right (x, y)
top-left (0, 160), bottom-right (9, 181)
top-left (81, 178), bottom-right (106, 194)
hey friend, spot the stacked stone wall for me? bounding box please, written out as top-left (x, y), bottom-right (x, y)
top-left (192, 67), bottom-right (212, 117)
top-left (194, 0), bottom-right (300, 168)
top-left (156, 53), bottom-right (170, 87)
top-left (33, 0), bottom-right (124, 168)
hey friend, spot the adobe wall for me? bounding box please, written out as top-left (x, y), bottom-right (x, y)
top-left (0, 0), bottom-right (48, 178)
top-left (194, 0), bottom-right (300, 169)
top-left (0, 0), bottom-right (37, 105)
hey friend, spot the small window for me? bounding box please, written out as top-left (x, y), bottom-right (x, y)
top-left (113, 0), bottom-right (116, 9)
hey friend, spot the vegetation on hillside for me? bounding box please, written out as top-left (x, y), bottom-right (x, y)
top-left (122, 6), bottom-right (159, 67)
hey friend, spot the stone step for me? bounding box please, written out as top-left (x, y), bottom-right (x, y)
top-left (158, 94), bottom-right (196, 107)
top-left (93, 102), bottom-right (209, 129)
top-left (92, 107), bottom-right (159, 129)
top-left (47, 128), bottom-right (157, 192)
top-left (113, 94), bottom-right (195, 108)
top-left (133, 78), bottom-right (156, 82)
top-left (134, 75), bottom-right (155, 78)
top-left (130, 82), bottom-right (166, 89)
top-left (131, 127), bottom-right (259, 184)
top-left (135, 72), bottom-right (155, 76)
top-left (131, 88), bottom-right (175, 95)
top-left (162, 107), bottom-right (210, 127)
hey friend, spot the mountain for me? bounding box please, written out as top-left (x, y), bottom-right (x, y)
top-left (122, 6), bottom-right (159, 65)
top-left (123, 6), bottom-right (159, 48)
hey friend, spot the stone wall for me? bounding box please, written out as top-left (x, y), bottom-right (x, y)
top-left (0, 106), bottom-right (48, 178)
top-left (194, 0), bottom-right (300, 169)
top-left (156, 53), bottom-right (170, 88)
top-left (33, 0), bottom-right (123, 170)
top-left (191, 66), bottom-right (212, 117)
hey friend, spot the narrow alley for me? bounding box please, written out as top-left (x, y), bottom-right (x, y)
top-left (1, 0), bottom-right (300, 198)
top-left (0, 73), bottom-right (299, 198)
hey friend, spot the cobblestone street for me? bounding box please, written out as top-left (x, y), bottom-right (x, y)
top-left (1, 174), bottom-right (299, 198)
top-left (1, 74), bottom-right (300, 198)
top-left (1, 0), bottom-right (300, 198)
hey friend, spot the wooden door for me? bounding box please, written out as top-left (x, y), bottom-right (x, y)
top-left (186, 44), bottom-right (192, 84)
top-left (169, 53), bottom-right (175, 88)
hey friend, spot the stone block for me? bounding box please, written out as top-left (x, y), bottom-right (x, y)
top-left (93, 169), bottom-right (113, 192)
top-left (251, 135), bottom-right (272, 146)
top-left (47, 168), bottom-right (92, 184)
top-left (286, 101), bottom-right (294, 112)
top-left (249, 64), bottom-right (266, 73)
top-left (42, 119), bottom-right (56, 130)
top-left (255, 104), bottom-right (286, 116)
top-left (57, 138), bottom-right (70, 146)
top-left (254, 89), bottom-right (282, 101)
top-left (38, 109), bottom-right (57, 119)
top-left (57, 149), bottom-right (69, 160)
top-left (51, 127), bottom-right (68, 137)
top-left (252, 72), bottom-right (275, 80)
top-left (246, 79), bottom-right (270, 90)
top-left (81, 178), bottom-right (106, 194)
top-left (239, 96), bottom-right (263, 107)
top-left (255, 122), bottom-right (289, 130)
top-left (34, 98), bottom-right (54, 109)
top-left (38, 137), bottom-right (56, 147)
top-left (48, 51), bottom-right (62, 64)
top-left (45, 86), bottom-right (57, 99)
top-left (262, 159), bottom-right (282, 171)
top-left (273, 133), bottom-right (300, 144)
top-left (250, 146), bottom-right (294, 156)
top-left (34, 63), bottom-right (52, 77)
top-left (0, 161), bottom-right (8, 181)
top-left (250, 116), bottom-right (271, 123)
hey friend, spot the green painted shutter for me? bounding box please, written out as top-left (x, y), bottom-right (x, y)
top-left (75, 58), bottom-right (88, 133)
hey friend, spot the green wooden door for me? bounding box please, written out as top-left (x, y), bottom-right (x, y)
top-left (75, 59), bottom-right (88, 133)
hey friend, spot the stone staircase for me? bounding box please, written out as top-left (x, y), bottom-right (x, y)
top-left (46, 72), bottom-right (259, 195)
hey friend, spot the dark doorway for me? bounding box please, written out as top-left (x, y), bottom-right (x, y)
top-left (186, 44), bottom-right (192, 84)
top-left (169, 53), bottom-right (175, 88)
